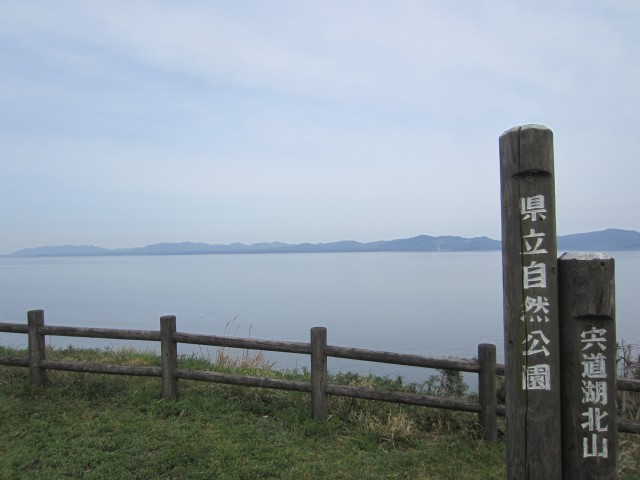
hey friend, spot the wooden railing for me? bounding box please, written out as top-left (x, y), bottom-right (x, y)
top-left (1, 311), bottom-right (639, 441)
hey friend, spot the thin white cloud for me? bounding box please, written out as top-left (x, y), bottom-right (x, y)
top-left (6, 1), bottom-right (635, 107)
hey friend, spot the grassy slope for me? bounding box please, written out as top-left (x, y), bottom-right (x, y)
top-left (0, 347), bottom-right (637, 479)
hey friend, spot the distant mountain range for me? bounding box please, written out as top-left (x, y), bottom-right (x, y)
top-left (5, 229), bottom-right (640, 258)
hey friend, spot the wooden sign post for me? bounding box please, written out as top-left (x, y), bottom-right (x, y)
top-left (559, 253), bottom-right (617, 479)
top-left (499, 125), bottom-right (562, 479)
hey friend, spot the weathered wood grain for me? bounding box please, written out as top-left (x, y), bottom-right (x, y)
top-left (172, 332), bottom-right (311, 354)
top-left (326, 384), bottom-right (482, 413)
top-left (618, 421), bottom-right (640, 434)
top-left (0, 323), bottom-right (29, 334)
top-left (311, 327), bottom-right (328, 421)
top-left (28, 310), bottom-right (47, 386)
top-left (174, 369), bottom-right (312, 392)
top-left (618, 378), bottom-right (640, 392)
top-left (161, 315), bottom-right (178, 399)
top-left (0, 356), bottom-right (29, 367)
top-left (39, 359), bottom-right (161, 377)
top-left (559, 253), bottom-right (617, 479)
top-left (325, 345), bottom-right (481, 372)
top-left (41, 325), bottom-right (161, 341)
top-left (500, 125), bottom-right (562, 479)
top-left (478, 343), bottom-right (497, 441)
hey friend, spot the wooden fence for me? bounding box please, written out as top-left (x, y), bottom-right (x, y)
top-left (1, 311), bottom-right (638, 441)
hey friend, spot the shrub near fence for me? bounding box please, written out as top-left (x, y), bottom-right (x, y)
top-left (1, 310), bottom-right (639, 443)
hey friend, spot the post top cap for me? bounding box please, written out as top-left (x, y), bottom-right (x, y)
top-left (559, 252), bottom-right (613, 260)
top-left (500, 124), bottom-right (551, 137)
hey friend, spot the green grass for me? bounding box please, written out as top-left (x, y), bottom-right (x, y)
top-left (0, 346), bottom-right (638, 479)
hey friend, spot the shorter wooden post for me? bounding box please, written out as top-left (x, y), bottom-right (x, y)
top-left (478, 343), bottom-right (497, 442)
top-left (311, 327), bottom-right (328, 420)
top-left (559, 253), bottom-right (617, 479)
top-left (27, 309), bottom-right (47, 386)
top-left (160, 315), bottom-right (178, 399)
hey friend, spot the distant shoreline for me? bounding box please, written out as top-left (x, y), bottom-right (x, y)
top-left (4, 228), bottom-right (640, 258)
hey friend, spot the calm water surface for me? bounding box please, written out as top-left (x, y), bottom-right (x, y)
top-left (1, 252), bottom-right (638, 383)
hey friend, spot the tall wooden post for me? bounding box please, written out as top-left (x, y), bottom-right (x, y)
top-left (500, 125), bottom-right (561, 479)
top-left (559, 253), bottom-right (617, 479)
top-left (311, 327), bottom-right (328, 420)
top-left (161, 315), bottom-right (178, 399)
top-left (28, 309), bottom-right (47, 386)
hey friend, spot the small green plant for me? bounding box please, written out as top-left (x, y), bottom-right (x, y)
top-left (423, 368), bottom-right (468, 398)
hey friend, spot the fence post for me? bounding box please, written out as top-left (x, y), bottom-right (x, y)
top-left (478, 343), bottom-right (497, 442)
top-left (28, 309), bottom-right (47, 386)
top-left (161, 315), bottom-right (178, 399)
top-left (311, 327), bottom-right (328, 420)
top-left (559, 253), bottom-right (617, 479)
top-left (499, 125), bottom-right (562, 479)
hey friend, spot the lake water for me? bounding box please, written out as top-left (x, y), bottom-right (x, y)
top-left (1, 252), bottom-right (638, 385)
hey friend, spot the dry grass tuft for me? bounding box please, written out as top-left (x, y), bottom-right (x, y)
top-left (352, 408), bottom-right (417, 445)
top-left (214, 317), bottom-right (276, 371)
top-left (618, 434), bottom-right (640, 477)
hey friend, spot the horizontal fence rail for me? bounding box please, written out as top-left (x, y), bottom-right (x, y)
top-left (40, 359), bottom-right (162, 377)
top-left (174, 369), bottom-right (312, 393)
top-left (325, 345), bottom-right (482, 372)
top-left (173, 332), bottom-right (311, 355)
top-left (1, 312), bottom-right (638, 437)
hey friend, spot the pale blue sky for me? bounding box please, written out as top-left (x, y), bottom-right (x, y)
top-left (1, 1), bottom-right (638, 254)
